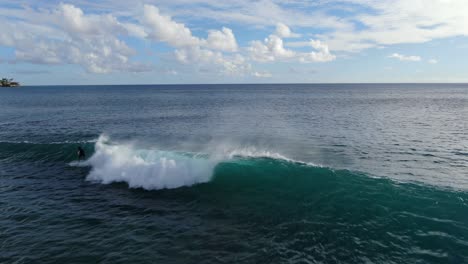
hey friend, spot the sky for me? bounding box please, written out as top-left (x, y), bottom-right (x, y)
top-left (1, 0), bottom-right (468, 85)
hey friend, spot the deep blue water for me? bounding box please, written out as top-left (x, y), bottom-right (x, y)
top-left (1, 84), bottom-right (467, 263)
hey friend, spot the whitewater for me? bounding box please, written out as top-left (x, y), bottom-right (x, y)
top-left (75, 134), bottom-right (319, 191)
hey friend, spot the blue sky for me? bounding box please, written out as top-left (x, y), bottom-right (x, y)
top-left (1, 0), bottom-right (468, 85)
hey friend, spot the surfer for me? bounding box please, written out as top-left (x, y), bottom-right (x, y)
top-left (77, 146), bottom-right (86, 161)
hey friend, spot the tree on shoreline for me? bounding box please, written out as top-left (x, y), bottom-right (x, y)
top-left (1, 78), bottom-right (19, 87)
top-left (1, 78), bottom-right (9, 86)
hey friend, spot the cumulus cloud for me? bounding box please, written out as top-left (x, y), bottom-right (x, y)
top-left (143, 5), bottom-right (238, 51)
top-left (388, 53), bottom-right (422, 62)
top-left (248, 31), bottom-right (335, 63)
top-left (275, 23), bottom-right (300, 38)
top-left (3, 1), bottom-right (456, 79)
top-left (301, 40), bottom-right (336, 62)
top-left (175, 47), bottom-right (250, 75)
top-left (248, 35), bottom-right (295, 62)
top-left (142, 5), bottom-right (201, 47)
top-left (140, 4), bottom-right (244, 74)
top-left (0, 4), bottom-right (150, 73)
top-left (205, 27), bottom-right (238, 52)
top-left (124, 0), bottom-right (468, 52)
top-left (145, 0), bottom-right (467, 53)
top-left (53, 4), bottom-right (147, 39)
top-left (0, 3), bottom-right (242, 75)
top-left (13, 37), bottom-right (148, 74)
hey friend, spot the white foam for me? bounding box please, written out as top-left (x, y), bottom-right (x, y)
top-left (50, 139), bottom-right (98, 144)
top-left (224, 148), bottom-right (291, 161)
top-left (84, 135), bottom-right (216, 190)
top-left (79, 135), bottom-right (321, 190)
top-left (211, 144), bottom-right (321, 167)
top-left (0, 139), bottom-right (97, 145)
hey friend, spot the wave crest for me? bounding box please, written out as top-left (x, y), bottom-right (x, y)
top-left (80, 135), bottom-right (320, 190)
top-left (85, 135), bottom-right (216, 190)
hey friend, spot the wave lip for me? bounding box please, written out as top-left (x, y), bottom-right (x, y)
top-left (84, 135), bottom-right (216, 190)
top-left (208, 144), bottom-right (322, 167)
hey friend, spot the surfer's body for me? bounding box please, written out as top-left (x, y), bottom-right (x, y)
top-left (77, 146), bottom-right (86, 161)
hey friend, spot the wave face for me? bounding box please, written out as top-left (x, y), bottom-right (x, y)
top-left (0, 140), bottom-right (95, 163)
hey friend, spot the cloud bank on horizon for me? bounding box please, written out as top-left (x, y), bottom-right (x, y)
top-left (0, 0), bottom-right (467, 84)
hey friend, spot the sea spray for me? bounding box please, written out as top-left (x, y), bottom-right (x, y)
top-left (82, 135), bottom-right (320, 190)
top-left (84, 135), bottom-right (216, 190)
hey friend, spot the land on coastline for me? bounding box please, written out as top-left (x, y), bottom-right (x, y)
top-left (1, 78), bottom-right (20, 87)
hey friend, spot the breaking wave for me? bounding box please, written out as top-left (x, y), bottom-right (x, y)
top-left (83, 135), bottom-right (215, 189)
top-left (80, 135), bottom-right (310, 190)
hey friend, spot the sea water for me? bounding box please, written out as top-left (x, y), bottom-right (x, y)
top-left (1, 84), bottom-right (467, 263)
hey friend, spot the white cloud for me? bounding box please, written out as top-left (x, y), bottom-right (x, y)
top-left (0, 4), bottom-right (150, 73)
top-left (0, 1), bottom-right (461, 80)
top-left (7, 0), bottom-right (468, 53)
top-left (140, 0), bottom-right (466, 53)
top-left (325, 0), bottom-right (468, 51)
top-left (175, 47), bottom-right (251, 75)
top-left (165, 69), bottom-right (178, 75)
top-left (301, 40), bottom-right (336, 62)
top-left (205, 27), bottom-right (238, 52)
top-left (275, 23), bottom-right (300, 38)
top-left (137, 0), bottom-right (468, 52)
top-left (248, 34), bottom-right (335, 63)
top-left (158, 0), bottom-right (353, 31)
top-left (388, 53), bottom-right (422, 62)
top-left (253, 71), bottom-right (272, 78)
top-left (141, 4), bottom-right (245, 74)
top-left (175, 47), bottom-right (218, 64)
top-left (0, 3), bottom-right (243, 75)
top-left (142, 4), bottom-right (201, 47)
top-left (54, 4), bottom-right (146, 38)
top-left (248, 35), bottom-right (295, 62)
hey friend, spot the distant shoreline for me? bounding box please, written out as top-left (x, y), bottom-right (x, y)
top-left (1, 78), bottom-right (20, 87)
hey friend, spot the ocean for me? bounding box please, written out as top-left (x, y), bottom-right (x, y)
top-left (1, 84), bottom-right (467, 263)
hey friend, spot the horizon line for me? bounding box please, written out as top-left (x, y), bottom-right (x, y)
top-left (12, 82), bottom-right (468, 87)
top-left (17, 82), bottom-right (468, 87)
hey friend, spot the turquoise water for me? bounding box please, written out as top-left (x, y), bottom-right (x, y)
top-left (1, 84), bottom-right (467, 263)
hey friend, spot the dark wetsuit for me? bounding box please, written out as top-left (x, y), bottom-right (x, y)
top-left (77, 147), bottom-right (86, 161)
